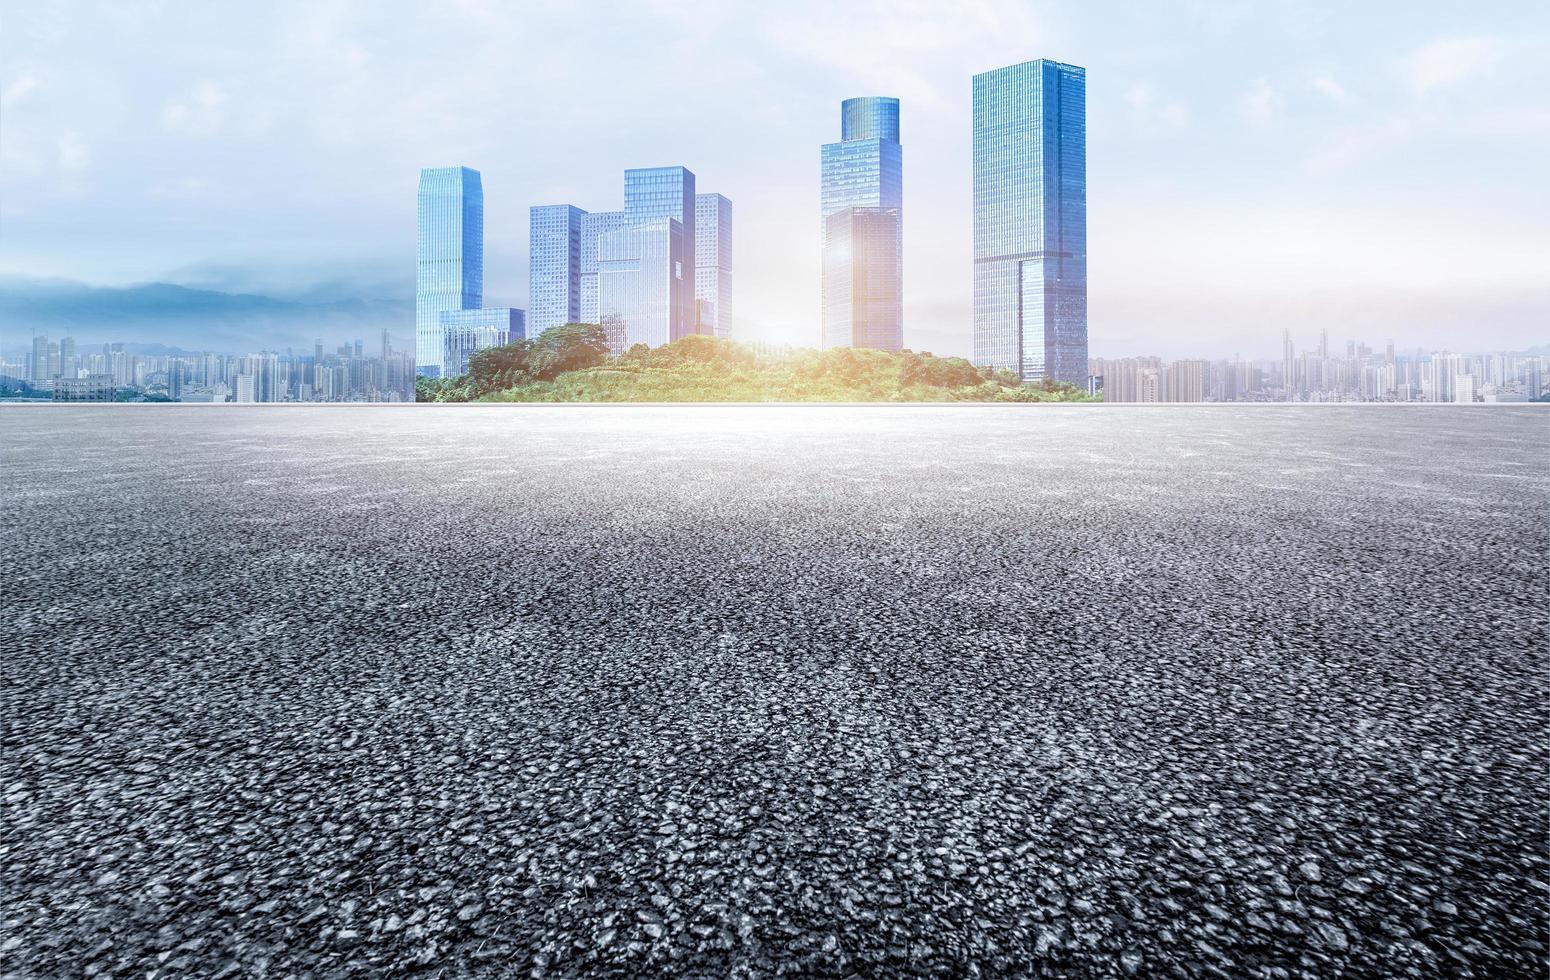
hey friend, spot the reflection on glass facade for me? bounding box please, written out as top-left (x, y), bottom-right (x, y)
top-left (823, 208), bottom-right (902, 352)
top-left (579, 210), bottom-right (627, 324)
top-left (416, 167), bottom-right (483, 377)
top-left (440, 307), bottom-right (525, 377)
top-left (529, 205), bottom-right (584, 335)
top-left (972, 59), bottom-right (1086, 385)
top-left (694, 193), bottom-right (733, 337)
top-left (597, 218), bottom-right (686, 355)
top-left (821, 97), bottom-right (902, 350)
top-left (532, 166), bottom-right (720, 352)
top-left (624, 167), bottom-right (696, 337)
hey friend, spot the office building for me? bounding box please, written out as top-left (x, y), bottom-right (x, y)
top-left (536, 167), bottom-right (723, 352)
top-left (579, 210), bottom-right (628, 324)
top-left (822, 207), bottom-right (903, 351)
top-left (821, 97), bottom-right (902, 351)
top-left (52, 375), bottom-right (114, 402)
top-left (972, 59), bottom-right (1087, 385)
top-left (624, 166), bottom-right (696, 338)
top-left (598, 219), bottom-right (688, 354)
top-left (30, 335), bottom-right (59, 383)
top-left (529, 205), bottom-right (585, 335)
top-left (695, 193), bottom-right (734, 337)
top-left (441, 308), bottom-right (525, 377)
top-left (416, 167), bottom-right (484, 377)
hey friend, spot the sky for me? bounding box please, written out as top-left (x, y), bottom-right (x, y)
top-left (1, 0), bottom-right (1547, 359)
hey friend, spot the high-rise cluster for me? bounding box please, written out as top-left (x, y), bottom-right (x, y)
top-left (415, 59), bottom-right (1091, 384)
top-left (821, 97), bottom-right (903, 353)
top-left (415, 167), bottom-right (525, 378)
top-left (529, 168), bottom-right (733, 353)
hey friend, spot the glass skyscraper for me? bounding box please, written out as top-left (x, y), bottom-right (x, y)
top-left (528, 205), bottom-right (584, 336)
top-left (597, 219), bottom-right (687, 354)
top-left (535, 166), bottom-right (723, 351)
top-left (416, 167), bottom-right (483, 377)
top-left (823, 207), bottom-right (902, 352)
top-left (579, 211), bottom-right (626, 325)
top-left (821, 97), bottom-right (902, 351)
top-left (623, 167), bottom-right (696, 338)
top-left (694, 193), bottom-right (733, 337)
top-left (972, 60), bottom-right (1087, 385)
top-left (439, 307), bottom-right (525, 378)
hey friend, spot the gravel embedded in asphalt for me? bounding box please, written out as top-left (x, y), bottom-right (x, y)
top-left (2, 405), bottom-right (1547, 978)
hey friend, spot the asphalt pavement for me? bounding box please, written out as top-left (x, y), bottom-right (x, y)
top-left (3, 405), bottom-right (1546, 977)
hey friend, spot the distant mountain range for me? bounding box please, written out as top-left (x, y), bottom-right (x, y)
top-left (0, 276), bottom-right (414, 354)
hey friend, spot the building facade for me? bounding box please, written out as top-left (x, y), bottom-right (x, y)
top-left (694, 193), bottom-right (734, 337)
top-left (579, 210), bottom-right (628, 324)
top-left (441, 308), bottom-right (525, 378)
top-left (416, 167), bottom-right (484, 377)
top-left (624, 167), bottom-right (696, 338)
top-left (972, 60), bottom-right (1086, 386)
top-left (528, 205), bottom-right (585, 336)
top-left (821, 97), bottom-right (902, 351)
top-left (597, 219), bottom-right (688, 354)
top-left (822, 207), bottom-right (903, 351)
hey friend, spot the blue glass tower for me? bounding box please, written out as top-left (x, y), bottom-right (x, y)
top-left (598, 219), bottom-right (688, 354)
top-left (579, 210), bottom-right (628, 324)
top-left (821, 97), bottom-right (902, 350)
top-left (528, 205), bottom-right (584, 336)
top-left (972, 60), bottom-right (1086, 385)
top-left (624, 167), bottom-right (696, 337)
top-left (416, 167), bottom-right (483, 377)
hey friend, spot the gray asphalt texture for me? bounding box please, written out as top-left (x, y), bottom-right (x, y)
top-left (3, 405), bottom-right (1547, 979)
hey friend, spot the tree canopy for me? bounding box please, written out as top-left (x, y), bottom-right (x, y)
top-left (417, 328), bottom-right (1096, 404)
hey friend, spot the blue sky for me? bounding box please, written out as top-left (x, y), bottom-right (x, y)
top-left (2, 0), bottom-right (1547, 358)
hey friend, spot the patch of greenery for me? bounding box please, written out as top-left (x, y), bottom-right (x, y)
top-left (417, 324), bottom-right (1096, 403)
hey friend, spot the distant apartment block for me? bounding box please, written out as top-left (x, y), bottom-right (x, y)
top-left (52, 375), bottom-right (114, 402)
top-left (973, 60), bottom-right (1087, 385)
top-left (695, 193), bottom-right (734, 337)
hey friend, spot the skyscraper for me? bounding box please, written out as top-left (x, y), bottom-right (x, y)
top-left (821, 97), bottom-right (902, 351)
top-left (537, 167), bottom-right (722, 351)
top-left (529, 205), bottom-right (585, 335)
top-left (416, 167), bottom-right (484, 377)
top-left (624, 166), bottom-right (696, 337)
top-left (823, 207), bottom-right (902, 351)
top-left (972, 60), bottom-right (1086, 385)
top-left (579, 210), bottom-right (628, 324)
top-left (695, 193), bottom-right (734, 337)
top-left (598, 219), bottom-right (688, 354)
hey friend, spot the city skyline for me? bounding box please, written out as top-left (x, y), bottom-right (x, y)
top-left (2, 2), bottom-right (1545, 361)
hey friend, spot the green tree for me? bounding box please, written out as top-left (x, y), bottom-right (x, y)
top-left (529, 323), bottom-right (610, 380)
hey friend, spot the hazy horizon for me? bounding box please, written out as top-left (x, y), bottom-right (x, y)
top-left (2, 0), bottom-right (1547, 359)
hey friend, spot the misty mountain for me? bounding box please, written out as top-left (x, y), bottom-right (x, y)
top-left (0, 277), bottom-right (415, 354)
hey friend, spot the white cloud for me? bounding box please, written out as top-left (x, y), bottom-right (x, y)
top-left (1125, 81), bottom-right (1189, 129)
top-left (2, 74), bottom-right (39, 108)
top-left (1238, 78), bottom-right (1280, 126)
top-left (58, 130), bottom-right (90, 172)
top-left (161, 80), bottom-right (227, 135)
top-left (1310, 76), bottom-right (1346, 104)
top-left (1399, 36), bottom-right (1510, 95)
